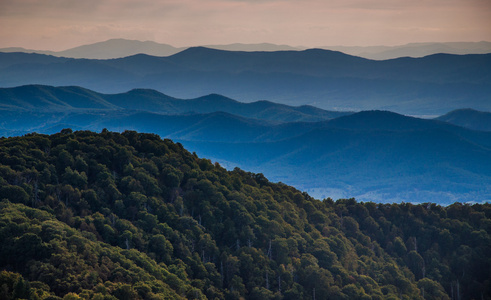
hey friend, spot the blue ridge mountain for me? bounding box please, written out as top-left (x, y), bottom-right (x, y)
top-left (0, 85), bottom-right (346, 122)
top-left (435, 108), bottom-right (491, 132)
top-left (2, 39), bottom-right (490, 59)
top-left (0, 85), bottom-right (490, 204)
top-left (1, 49), bottom-right (490, 115)
top-left (180, 111), bottom-right (491, 203)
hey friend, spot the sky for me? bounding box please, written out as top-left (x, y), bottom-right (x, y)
top-left (1, 0), bottom-right (491, 51)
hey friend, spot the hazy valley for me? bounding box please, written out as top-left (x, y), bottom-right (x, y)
top-left (1, 85), bottom-right (490, 204)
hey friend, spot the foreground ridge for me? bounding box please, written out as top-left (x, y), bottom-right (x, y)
top-left (0, 129), bottom-right (489, 299)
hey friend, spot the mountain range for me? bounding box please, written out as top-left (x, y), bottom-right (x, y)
top-left (181, 111), bottom-right (491, 203)
top-left (1, 39), bottom-right (490, 60)
top-left (0, 85), bottom-right (348, 122)
top-left (325, 41), bottom-right (491, 60)
top-left (1, 85), bottom-right (490, 204)
top-left (1, 48), bottom-right (490, 115)
top-left (0, 39), bottom-right (303, 59)
top-left (2, 38), bottom-right (490, 300)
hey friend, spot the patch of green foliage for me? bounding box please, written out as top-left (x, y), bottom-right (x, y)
top-left (0, 129), bottom-right (489, 299)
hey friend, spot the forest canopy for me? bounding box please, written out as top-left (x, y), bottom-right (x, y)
top-left (0, 129), bottom-right (489, 299)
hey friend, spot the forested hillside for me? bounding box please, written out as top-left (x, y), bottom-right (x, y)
top-left (0, 130), bottom-right (489, 299)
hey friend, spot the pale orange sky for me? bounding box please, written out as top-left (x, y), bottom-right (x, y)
top-left (1, 0), bottom-right (490, 51)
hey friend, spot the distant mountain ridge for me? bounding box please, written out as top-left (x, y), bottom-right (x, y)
top-left (1, 85), bottom-right (490, 204)
top-left (0, 39), bottom-right (184, 59)
top-left (0, 85), bottom-right (349, 122)
top-left (181, 111), bottom-right (491, 203)
top-left (1, 49), bottom-right (490, 115)
top-left (435, 108), bottom-right (491, 131)
top-left (323, 41), bottom-right (491, 59)
top-left (0, 39), bottom-right (304, 59)
top-left (1, 39), bottom-right (490, 60)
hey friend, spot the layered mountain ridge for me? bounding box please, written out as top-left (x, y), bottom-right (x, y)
top-left (1, 48), bottom-right (490, 115)
top-left (2, 38), bottom-right (490, 59)
top-left (1, 85), bottom-right (490, 204)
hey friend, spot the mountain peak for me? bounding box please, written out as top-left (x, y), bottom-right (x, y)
top-left (170, 46), bottom-right (233, 58)
top-left (125, 88), bottom-right (170, 97)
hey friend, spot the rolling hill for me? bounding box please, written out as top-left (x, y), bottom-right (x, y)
top-left (0, 85), bottom-right (347, 122)
top-left (1, 49), bottom-right (490, 115)
top-left (1, 85), bottom-right (490, 204)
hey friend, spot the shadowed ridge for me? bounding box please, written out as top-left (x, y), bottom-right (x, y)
top-left (325, 110), bottom-right (448, 131)
top-left (0, 85), bottom-right (348, 123)
top-left (167, 46), bottom-right (372, 73)
top-left (436, 108), bottom-right (491, 131)
top-left (57, 38), bottom-right (183, 59)
top-left (170, 46), bottom-right (370, 61)
top-left (192, 93), bottom-right (240, 103)
top-left (103, 88), bottom-right (179, 112)
top-left (168, 46), bottom-right (231, 59)
top-left (0, 84), bottom-right (116, 110)
top-left (0, 52), bottom-right (70, 68)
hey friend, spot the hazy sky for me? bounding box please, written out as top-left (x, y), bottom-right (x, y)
top-left (1, 0), bottom-right (490, 50)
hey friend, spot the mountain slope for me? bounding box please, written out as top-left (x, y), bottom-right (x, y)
top-left (0, 130), bottom-right (489, 299)
top-left (178, 111), bottom-right (491, 203)
top-left (0, 130), bottom-right (420, 299)
top-left (436, 108), bottom-right (491, 131)
top-left (0, 85), bottom-right (117, 111)
top-left (0, 85), bottom-right (348, 122)
top-left (323, 110), bottom-right (491, 148)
